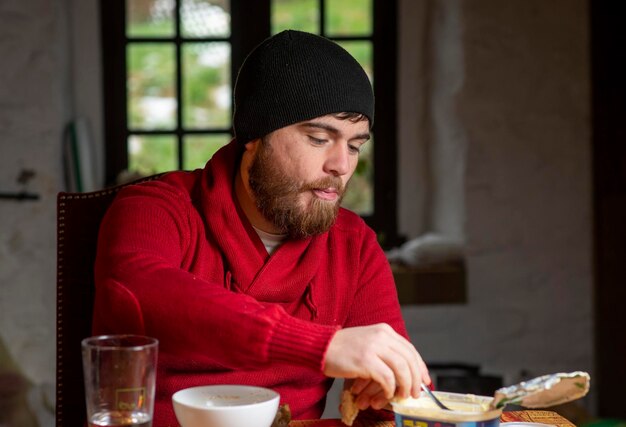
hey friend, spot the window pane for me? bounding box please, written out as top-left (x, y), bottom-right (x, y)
top-left (183, 134), bottom-right (231, 170)
top-left (181, 0), bottom-right (231, 38)
top-left (127, 43), bottom-right (177, 130)
top-left (182, 43), bottom-right (231, 129)
top-left (128, 134), bottom-right (177, 175)
top-left (325, 0), bottom-right (372, 36)
top-left (342, 136), bottom-right (373, 215)
top-left (337, 41), bottom-right (373, 83)
top-left (127, 0), bottom-right (175, 37)
top-left (271, 0), bottom-right (319, 34)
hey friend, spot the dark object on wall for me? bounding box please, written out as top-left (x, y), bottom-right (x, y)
top-left (0, 192), bottom-right (39, 201)
top-left (0, 169), bottom-right (40, 201)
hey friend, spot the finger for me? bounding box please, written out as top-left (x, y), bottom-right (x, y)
top-left (355, 393), bottom-right (371, 410)
top-left (370, 389), bottom-right (391, 410)
top-left (358, 383), bottom-right (389, 410)
top-left (379, 336), bottom-right (422, 398)
top-left (355, 380), bottom-right (384, 410)
top-left (350, 378), bottom-right (371, 395)
top-left (379, 351), bottom-right (412, 399)
top-left (404, 352), bottom-right (420, 398)
top-left (360, 379), bottom-right (384, 396)
top-left (387, 335), bottom-right (428, 397)
top-left (401, 345), bottom-right (430, 397)
top-left (417, 354), bottom-right (431, 385)
top-left (415, 357), bottom-right (431, 397)
top-left (368, 359), bottom-right (396, 400)
top-left (407, 348), bottom-right (426, 397)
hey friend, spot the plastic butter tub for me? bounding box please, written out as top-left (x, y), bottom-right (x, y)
top-left (391, 391), bottom-right (503, 427)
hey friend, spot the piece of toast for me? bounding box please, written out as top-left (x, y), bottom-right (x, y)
top-left (340, 390), bottom-right (359, 426)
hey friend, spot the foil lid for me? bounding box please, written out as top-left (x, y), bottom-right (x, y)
top-left (492, 371), bottom-right (590, 409)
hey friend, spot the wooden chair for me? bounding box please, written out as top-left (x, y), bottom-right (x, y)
top-left (55, 175), bottom-right (163, 427)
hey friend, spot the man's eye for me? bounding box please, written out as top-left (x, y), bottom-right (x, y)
top-left (348, 144), bottom-right (362, 154)
top-left (308, 136), bottom-right (327, 145)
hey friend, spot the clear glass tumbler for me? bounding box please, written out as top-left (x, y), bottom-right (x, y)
top-left (82, 335), bottom-right (158, 427)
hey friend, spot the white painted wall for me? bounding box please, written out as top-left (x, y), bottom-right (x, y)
top-left (399, 0), bottom-right (594, 411)
top-left (0, 1), bottom-right (71, 425)
top-left (0, 0), bottom-right (594, 424)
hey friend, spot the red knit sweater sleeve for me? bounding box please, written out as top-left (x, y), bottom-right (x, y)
top-left (93, 182), bottom-right (338, 372)
top-left (343, 225), bottom-right (409, 339)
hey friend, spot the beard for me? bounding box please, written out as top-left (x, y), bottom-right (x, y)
top-left (248, 137), bottom-right (347, 239)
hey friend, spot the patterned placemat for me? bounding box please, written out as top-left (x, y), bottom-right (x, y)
top-left (290, 420), bottom-right (392, 427)
top-left (290, 411), bottom-right (576, 427)
top-left (502, 410), bottom-right (577, 427)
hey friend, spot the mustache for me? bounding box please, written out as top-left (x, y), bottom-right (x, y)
top-left (299, 176), bottom-right (345, 194)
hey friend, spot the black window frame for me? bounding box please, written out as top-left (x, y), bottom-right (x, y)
top-left (100, 0), bottom-right (400, 247)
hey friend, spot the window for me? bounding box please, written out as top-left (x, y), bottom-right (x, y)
top-left (101, 0), bottom-right (400, 247)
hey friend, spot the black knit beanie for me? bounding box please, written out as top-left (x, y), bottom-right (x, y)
top-left (233, 30), bottom-right (374, 144)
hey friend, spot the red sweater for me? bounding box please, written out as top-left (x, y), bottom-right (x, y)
top-left (94, 140), bottom-right (407, 426)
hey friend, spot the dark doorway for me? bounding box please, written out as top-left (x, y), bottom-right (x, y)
top-left (590, 1), bottom-right (626, 418)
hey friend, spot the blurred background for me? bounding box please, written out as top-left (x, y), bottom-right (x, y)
top-left (1, 0), bottom-right (624, 426)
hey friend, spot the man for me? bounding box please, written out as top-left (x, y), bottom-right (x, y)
top-left (94, 30), bottom-right (430, 426)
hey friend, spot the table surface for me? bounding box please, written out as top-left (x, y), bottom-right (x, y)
top-left (289, 410), bottom-right (576, 427)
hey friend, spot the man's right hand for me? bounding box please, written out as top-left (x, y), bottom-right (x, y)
top-left (322, 323), bottom-right (430, 409)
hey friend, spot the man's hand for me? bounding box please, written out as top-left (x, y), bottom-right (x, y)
top-left (323, 323), bottom-right (430, 409)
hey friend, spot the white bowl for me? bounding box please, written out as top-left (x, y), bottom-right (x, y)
top-left (172, 385), bottom-right (280, 427)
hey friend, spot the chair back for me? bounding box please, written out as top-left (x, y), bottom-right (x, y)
top-left (55, 175), bottom-right (163, 427)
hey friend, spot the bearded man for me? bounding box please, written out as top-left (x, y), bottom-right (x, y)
top-left (93, 30), bottom-right (430, 427)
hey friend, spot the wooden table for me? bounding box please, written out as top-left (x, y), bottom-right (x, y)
top-left (289, 410), bottom-right (576, 427)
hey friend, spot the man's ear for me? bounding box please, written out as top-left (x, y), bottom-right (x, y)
top-left (244, 138), bottom-right (261, 154)
top-left (240, 138), bottom-right (262, 171)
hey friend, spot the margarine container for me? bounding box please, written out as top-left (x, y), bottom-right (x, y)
top-left (391, 391), bottom-right (502, 427)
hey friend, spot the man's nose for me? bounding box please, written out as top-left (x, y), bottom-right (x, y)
top-left (323, 142), bottom-right (351, 176)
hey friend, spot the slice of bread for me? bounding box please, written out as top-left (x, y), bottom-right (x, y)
top-left (340, 390), bottom-right (359, 426)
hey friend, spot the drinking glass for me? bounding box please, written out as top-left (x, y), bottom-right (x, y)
top-left (82, 335), bottom-right (158, 427)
